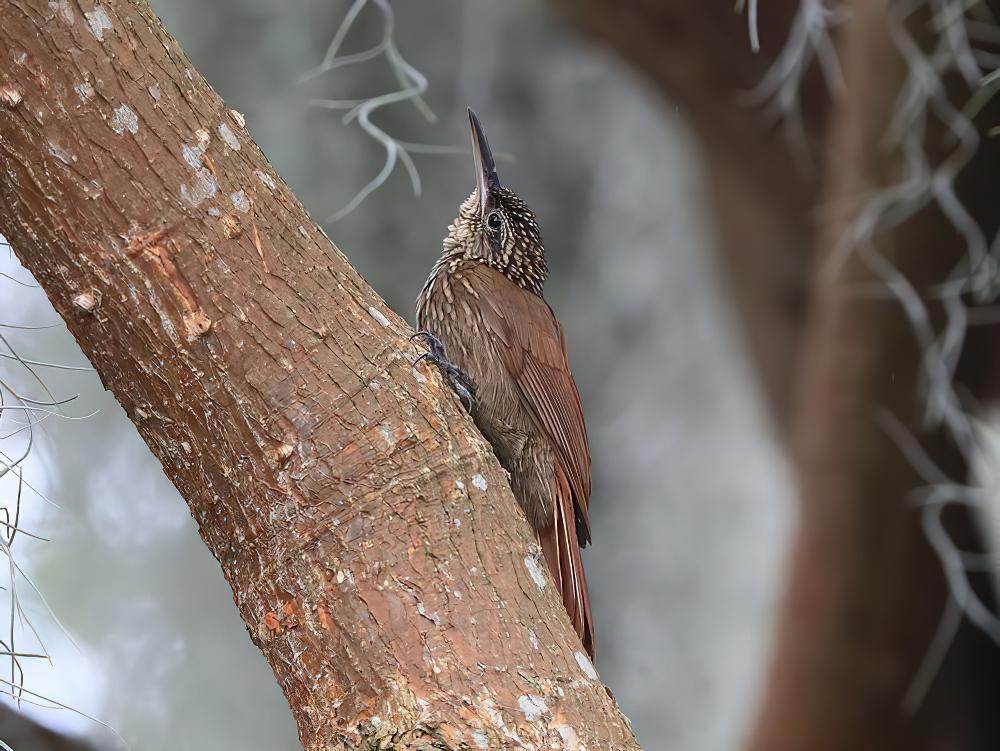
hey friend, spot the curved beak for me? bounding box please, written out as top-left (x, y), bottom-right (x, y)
top-left (468, 108), bottom-right (500, 215)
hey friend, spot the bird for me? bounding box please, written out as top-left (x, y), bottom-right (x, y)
top-left (415, 109), bottom-right (594, 658)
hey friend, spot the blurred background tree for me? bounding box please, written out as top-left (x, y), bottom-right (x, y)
top-left (1, 1), bottom-right (999, 750)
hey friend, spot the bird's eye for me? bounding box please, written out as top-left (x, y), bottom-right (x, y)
top-left (486, 211), bottom-right (502, 233)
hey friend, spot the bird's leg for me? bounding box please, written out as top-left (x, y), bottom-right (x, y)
top-left (411, 331), bottom-right (476, 412)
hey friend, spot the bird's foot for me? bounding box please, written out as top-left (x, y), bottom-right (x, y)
top-left (411, 331), bottom-right (476, 412)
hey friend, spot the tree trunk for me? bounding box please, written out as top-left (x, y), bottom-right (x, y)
top-left (548, 0), bottom-right (822, 431)
top-left (0, 704), bottom-right (98, 751)
top-left (749, 3), bottom-right (999, 748)
top-left (550, 1), bottom-right (1000, 749)
top-left (0, 1), bottom-right (638, 749)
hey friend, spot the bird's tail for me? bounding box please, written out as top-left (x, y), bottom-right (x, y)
top-left (539, 467), bottom-right (595, 660)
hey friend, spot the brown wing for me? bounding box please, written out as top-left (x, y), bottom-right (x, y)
top-left (540, 462), bottom-right (594, 657)
top-left (467, 265), bottom-right (595, 657)
top-left (468, 265), bottom-right (592, 541)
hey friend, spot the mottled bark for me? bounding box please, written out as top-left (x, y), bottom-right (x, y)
top-left (0, 1), bottom-right (638, 749)
top-left (550, 1), bottom-right (999, 750)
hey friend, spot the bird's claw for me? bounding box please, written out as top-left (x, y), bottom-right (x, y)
top-left (410, 330), bottom-right (447, 361)
top-left (411, 330), bottom-right (476, 413)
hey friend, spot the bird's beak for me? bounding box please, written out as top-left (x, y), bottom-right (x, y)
top-left (468, 108), bottom-right (499, 216)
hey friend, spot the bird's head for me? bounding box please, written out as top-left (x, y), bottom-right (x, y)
top-left (442, 109), bottom-right (548, 296)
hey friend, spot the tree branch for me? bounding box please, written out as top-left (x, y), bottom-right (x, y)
top-left (0, 1), bottom-right (638, 748)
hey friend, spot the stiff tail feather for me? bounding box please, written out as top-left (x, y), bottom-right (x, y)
top-left (539, 466), bottom-right (595, 659)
